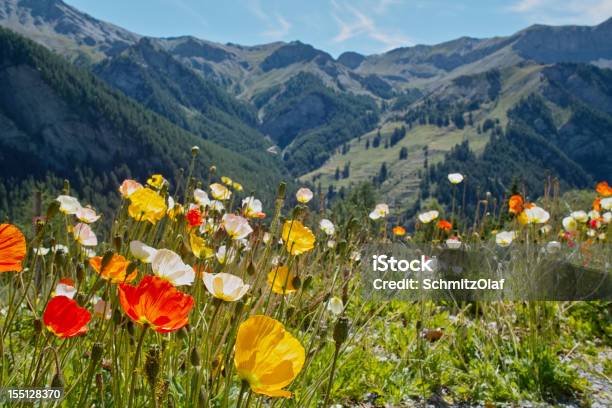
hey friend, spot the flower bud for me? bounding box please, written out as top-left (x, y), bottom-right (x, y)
top-left (190, 346), bottom-right (201, 367)
top-left (113, 234), bottom-right (122, 253)
top-left (209, 165), bottom-right (217, 175)
top-left (51, 372), bottom-right (64, 388)
top-left (33, 319), bottom-right (42, 334)
top-left (145, 346), bottom-right (161, 386)
top-left (101, 250), bottom-right (114, 271)
top-left (291, 276), bottom-right (301, 290)
top-left (191, 146), bottom-right (200, 156)
top-left (302, 275), bottom-right (313, 291)
top-left (277, 182), bottom-right (286, 200)
top-left (76, 263), bottom-right (85, 284)
top-left (62, 180), bottom-right (70, 195)
top-left (91, 342), bottom-right (104, 363)
top-left (46, 200), bottom-right (60, 221)
top-left (333, 317), bottom-right (349, 346)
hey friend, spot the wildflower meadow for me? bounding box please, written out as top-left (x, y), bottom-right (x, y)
top-left (0, 149), bottom-right (610, 407)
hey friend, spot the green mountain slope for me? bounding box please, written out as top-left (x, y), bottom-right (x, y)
top-left (93, 38), bottom-right (283, 172)
top-left (0, 27), bottom-right (283, 222)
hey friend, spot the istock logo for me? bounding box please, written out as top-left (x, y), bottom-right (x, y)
top-left (372, 255), bottom-right (435, 272)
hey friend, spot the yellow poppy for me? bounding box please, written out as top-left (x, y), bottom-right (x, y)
top-left (128, 188), bottom-right (167, 224)
top-left (267, 266), bottom-right (297, 295)
top-left (147, 174), bottom-right (166, 189)
top-left (190, 234), bottom-right (213, 259)
top-left (282, 220), bottom-right (315, 255)
top-left (234, 315), bottom-right (305, 398)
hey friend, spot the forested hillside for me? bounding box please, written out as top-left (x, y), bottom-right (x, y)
top-left (0, 28), bottom-right (284, 224)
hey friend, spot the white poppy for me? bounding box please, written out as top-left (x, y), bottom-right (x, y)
top-left (151, 249), bottom-right (195, 286)
top-left (56, 195), bottom-right (81, 215)
top-left (319, 219), bottom-right (335, 236)
top-left (369, 203), bottom-right (389, 220)
top-left (91, 296), bottom-right (112, 320)
top-left (495, 231), bottom-right (516, 247)
top-left (448, 173), bottom-right (464, 184)
top-left (562, 216), bottom-right (577, 232)
top-left (130, 240), bottom-right (158, 263)
top-left (193, 188), bottom-right (211, 206)
top-left (76, 206), bottom-right (101, 223)
top-left (601, 197), bottom-right (612, 211)
top-left (524, 206), bottom-right (550, 224)
top-left (446, 237), bottom-right (462, 250)
top-left (418, 210), bottom-right (439, 224)
top-left (210, 183), bottom-right (231, 200)
top-left (222, 214), bottom-right (253, 240)
top-left (54, 279), bottom-right (76, 299)
top-left (202, 273), bottom-right (250, 302)
top-left (326, 296), bottom-right (344, 315)
top-left (34, 247), bottom-right (50, 256)
top-left (73, 223), bottom-right (97, 247)
top-left (296, 188), bottom-right (314, 203)
top-left (570, 210), bottom-right (588, 223)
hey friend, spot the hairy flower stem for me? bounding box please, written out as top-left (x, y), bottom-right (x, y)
top-left (236, 380), bottom-right (249, 408)
top-left (322, 345), bottom-right (340, 407)
top-left (127, 326), bottom-right (148, 408)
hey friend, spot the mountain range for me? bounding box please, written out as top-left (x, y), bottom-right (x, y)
top-left (1, 0), bottom-right (611, 222)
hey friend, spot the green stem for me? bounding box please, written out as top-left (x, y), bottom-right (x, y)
top-left (127, 326), bottom-right (148, 408)
top-left (322, 345), bottom-right (340, 407)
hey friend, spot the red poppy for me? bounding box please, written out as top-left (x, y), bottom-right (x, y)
top-left (118, 275), bottom-right (194, 333)
top-left (0, 224), bottom-right (27, 273)
top-left (186, 208), bottom-right (203, 227)
top-left (508, 194), bottom-right (524, 214)
top-left (595, 181), bottom-right (612, 197)
top-left (89, 254), bottom-right (137, 283)
top-left (43, 296), bottom-right (91, 338)
top-left (437, 220), bottom-right (452, 231)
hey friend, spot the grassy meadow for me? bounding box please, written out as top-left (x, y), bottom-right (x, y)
top-left (0, 149), bottom-right (610, 407)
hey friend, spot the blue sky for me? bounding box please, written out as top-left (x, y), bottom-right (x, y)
top-left (65, 0), bottom-right (612, 56)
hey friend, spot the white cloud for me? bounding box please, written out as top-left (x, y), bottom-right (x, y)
top-left (247, 0), bottom-right (292, 39)
top-left (331, 0), bottom-right (412, 51)
top-left (508, 0), bottom-right (612, 25)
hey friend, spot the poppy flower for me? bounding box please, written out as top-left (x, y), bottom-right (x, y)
top-left (296, 187), bottom-right (313, 203)
top-left (53, 278), bottom-right (76, 299)
top-left (216, 245), bottom-right (236, 264)
top-left (595, 181), bottom-right (612, 197)
top-left (267, 266), bottom-right (297, 295)
top-left (392, 226), bottom-right (406, 236)
top-left (319, 219), bottom-right (335, 236)
top-left (56, 195), bottom-right (81, 215)
top-left (242, 197), bottom-right (266, 218)
top-left (43, 296), bottom-right (91, 338)
top-left (221, 176), bottom-right (233, 186)
top-left (118, 275), bottom-right (194, 333)
top-left (186, 208), bottom-right (204, 227)
top-left (232, 182), bottom-right (243, 191)
top-left (151, 249), bottom-right (195, 286)
top-left (193, 188), bottom-right (211, 206)
top-left (202, 273), bottom-right (250, 301)
top-left (73, 223), bottom-right (98, 247)
top-left (76, 207), bottom-right (101, 223)
top-left (508, 194), bottom-right (523, 214)
top-left (222, 214), bottom-right (253, 240)
top-left (210, 183), bottom-right (231, 200)
top-left (418, 210), bottom-right (439, 224)
top-left (523, 206), bottom-right (550, 224)
top-left (326, 296), bottom-right (344, 315)
top-left (495, 231), bottom-right (516, 247)
top-left (128, 188), bottom-right (167, 224)
top-left (446, 237), bottom-right (462, 249)
top-left (437, 220), bottom-right (452, 231)
top-left (0, 224), bottom-right (27, 273)
top-left (602, 197), bottom-right (612, 211)
top-left (129, 240), bottom-right (158, 263)
top-left (593, 197), bottom-right (602, 212)
top-left (119, 179), bottom-right (143, 198)
top-left (147, 174), bottom-right (166, 189)
top-left (89, 254), bottom-right (137, 283)
top-left (282, 220), bottom-right (315, 256)
top-left (369, 203), bottom-right (389, 220)
top-left (447, 173), bottom-right (464, 184)
top-left (234, 315), bottom-right (305, 398)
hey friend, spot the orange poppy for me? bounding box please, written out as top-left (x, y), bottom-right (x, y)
top-left (43, 296), bottom-right (91, 338)
top-left (392, 226), bottom-right (406, 236)
top-left (593, 197), bottom-right (602, 212)
top-left (596, 181), bottom-right (612, 197)
top-left (437, 220), bottom-right (452, 231)
top-left (118, 275), bottom-right (194, 333)
top-left (0, 224), bottom-right (27, 273)
top-left (508, 194), bottom-right (524, 214)
top-left (89, 254), bottom-right (137, 284)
